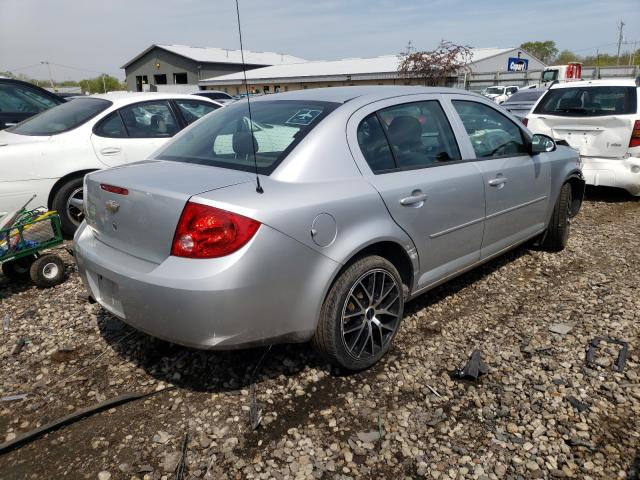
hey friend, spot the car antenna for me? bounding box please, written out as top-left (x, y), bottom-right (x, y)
top-left (235, 0), bottom-right (263, 194)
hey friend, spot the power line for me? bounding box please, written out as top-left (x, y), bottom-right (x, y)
top-left (2, 63), bottom-right (44, 73)
top-left (46, 62), bottom-right (106, 75)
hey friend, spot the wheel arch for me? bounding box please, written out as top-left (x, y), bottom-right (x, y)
top-left (564, 170), bottom-right (585, 217)
top-left (47, 169), bottom-right (97, 209)
top-left (325, 239), bottom-right (417, 303)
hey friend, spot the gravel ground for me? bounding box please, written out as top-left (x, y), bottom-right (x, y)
top-left (0, 187), bottom-right (639, 480)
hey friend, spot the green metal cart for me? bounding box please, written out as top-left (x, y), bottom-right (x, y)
top-left (0, 197), bottom-right (66, 288)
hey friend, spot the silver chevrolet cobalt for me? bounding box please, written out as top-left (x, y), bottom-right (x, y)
top-left (74, 86), bottom-right (584, 370)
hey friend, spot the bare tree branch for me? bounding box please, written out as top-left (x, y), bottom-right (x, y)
top-left (398, 40), bottom-right (472, 86)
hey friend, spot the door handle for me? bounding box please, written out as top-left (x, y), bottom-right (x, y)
top-left (400, 191), bottom-right (428, 207)
top-left (100, 147), bottom-right (121, 156)
top-left (488, 177), bottom-right (508, 187)
top-left (4, 122), bottom-right (17, 127)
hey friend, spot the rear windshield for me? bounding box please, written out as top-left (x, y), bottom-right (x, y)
top-left (156, 100), bottom-right (338, 175)
top-left (9, 98), bottom-right (112, 135)
top-left (504, 90), bottom-right (545, 103)
top-left (533, 86), bottom-right (637, 117)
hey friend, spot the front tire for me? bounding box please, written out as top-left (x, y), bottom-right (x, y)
top-left (52, 177), bottom-right (85, 236)
top-left (541, 182), bottom-right (572, 251)
top-left (312, 255), bottom-right (404, 371)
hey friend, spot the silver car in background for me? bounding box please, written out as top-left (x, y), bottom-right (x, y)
top-left (501, 88), bottom-right (546, 121)
top-left (74, 86), bottom-right (584, 371)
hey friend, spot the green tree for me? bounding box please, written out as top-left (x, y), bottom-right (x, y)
top-left (555, 50), bottom-right (581, 64)
top-left (520, 41), bottom-right (559, 64)
top-left (78, 75), bottom-right (123, 94)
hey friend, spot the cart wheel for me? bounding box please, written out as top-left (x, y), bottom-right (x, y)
top-left (2, 255), bottom-right (37, 281)
top-left (29, 254), bottom-right (65, 288)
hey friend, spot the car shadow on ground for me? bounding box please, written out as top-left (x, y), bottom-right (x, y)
top-left (584, 185), bottom-right (640, 203)
top-left (96, 310), bottom-right (327, 395)
top-left (96, 245), bottom-right (531, 394)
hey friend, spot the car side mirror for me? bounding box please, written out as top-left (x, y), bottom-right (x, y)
top-left (530, 133), bottom-right (556, 154)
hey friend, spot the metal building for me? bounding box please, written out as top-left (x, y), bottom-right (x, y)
top-left (121, 44), bottom-right (305, 92)
top-left (198, 47), bottom-right (546, 94)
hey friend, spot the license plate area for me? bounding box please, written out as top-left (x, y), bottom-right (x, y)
top-left (87, 270), bottom-right (125, 318)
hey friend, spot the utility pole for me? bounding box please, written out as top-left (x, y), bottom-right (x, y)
top-left (102, 74), bottom-right (106, 93)
top-left (41, 61), bottom-right (54, 88)
top-left (629, 41), bottom-right (638, 66)
top-left (616, 21), bottom-right (625, 65)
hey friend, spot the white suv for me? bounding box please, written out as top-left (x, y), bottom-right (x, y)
top-left (526, 79), bottom-right (640, 195)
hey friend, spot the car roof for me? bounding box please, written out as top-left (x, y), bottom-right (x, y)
top-left (248, 85), bottom-right (479, 104)
top-left (85, 91), bottom-right (221, 106)
top-left (550, 78), bottom-right (639, 89)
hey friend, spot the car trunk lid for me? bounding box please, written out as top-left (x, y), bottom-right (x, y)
top-left (84, 160), bottom-right (252, 263)
top-left (530, 115), bottom-right (634, 158)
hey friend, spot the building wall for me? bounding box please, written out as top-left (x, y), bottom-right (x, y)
top-left (468, 49), bottom-right (546, 73)
top-left (123, 46), bottom-right (264, 91)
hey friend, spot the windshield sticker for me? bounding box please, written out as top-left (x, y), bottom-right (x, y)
top-left (286, 109), bottom-right (322, 126)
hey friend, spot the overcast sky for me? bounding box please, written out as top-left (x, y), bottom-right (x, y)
top-left (1, 0), bottom-right (638, 81)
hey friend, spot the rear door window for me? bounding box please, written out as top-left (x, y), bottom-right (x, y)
top-left (119, 101), bottom-right (179, 138)
top-left (94, 111), bottom-right (128, 138)
top-left (357, 114), bottom-right (396, 172)
top-left (174, 99), bottom-right (220, 125)
top-left (358, 100), bottom-right (461, 172)
top-left (534, 86), bottom-right (637, 116)
top-left (452, 100), bottom-right (528, 158)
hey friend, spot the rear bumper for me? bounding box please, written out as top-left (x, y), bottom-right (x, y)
top-left (581, 156), bottom-right (640, 195)
top-left (73, 221), bottom-right (339, 349)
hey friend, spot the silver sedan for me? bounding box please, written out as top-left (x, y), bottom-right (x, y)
top-left (74, 86), bottom-right (584, 371)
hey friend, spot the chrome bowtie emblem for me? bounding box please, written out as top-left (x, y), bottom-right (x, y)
top-left (105, 200), bottom-right (120, 213)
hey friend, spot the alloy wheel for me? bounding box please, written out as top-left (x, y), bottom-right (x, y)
top-left (340, 268), bottom-right (401, 359)
top-left (66, 187), bottom-right (85, 226)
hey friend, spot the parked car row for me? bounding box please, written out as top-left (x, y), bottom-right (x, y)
top-left (6, 76), bottom-right (639, 371)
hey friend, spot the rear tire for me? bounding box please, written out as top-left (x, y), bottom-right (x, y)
top-left (52, 177), bottom-right (85, 237)
top-left (1, 255), bottom-right (36, 281)
top-left (541, 182), bottom-right (572, 252)
top-left (29, 254), bottom-right (65, 288)
top-left (312, 255), bottom-right (404, 371)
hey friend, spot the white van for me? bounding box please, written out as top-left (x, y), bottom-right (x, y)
top-left (526, 79), bottom-right (640, 195)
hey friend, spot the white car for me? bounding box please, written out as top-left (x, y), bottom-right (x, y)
top-left (480, 85), bottom-right (519, 104)
top-left (0, 92), bottom-right (222, 234)
top-left (526, 79), bottom-right (640, 195)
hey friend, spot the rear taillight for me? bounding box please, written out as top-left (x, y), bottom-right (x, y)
top-left (171, 201), bottom-right (260, 258)
top-left (101, 184), bottom-right (129, 195)
top-left (522, 117), bottom-right (529, 127)
top-left (630, 120), bottom-right (640, 148)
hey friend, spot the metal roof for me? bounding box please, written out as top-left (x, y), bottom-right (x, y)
top-left (199, 48), bottom-right (516, 85)
top-left (121, 44), bottom-right (306, 69)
